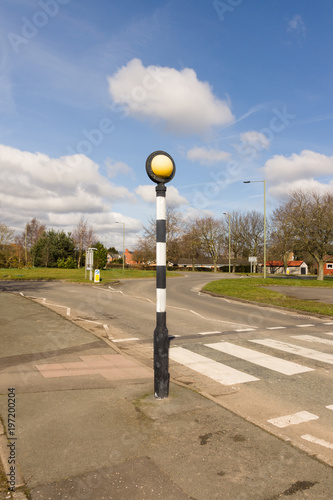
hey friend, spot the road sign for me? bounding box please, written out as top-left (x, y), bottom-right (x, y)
top-left (94, 269), bottom-right (100, 283)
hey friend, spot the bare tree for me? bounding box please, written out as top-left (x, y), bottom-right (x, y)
top-left (274, 190), bottom-right (333, 280)
top-left (196, 216), bottom-right (224, 272)
top-left (134, 208), bottom-right (183, 263)
top-left (72, 217), bottom-right (95, 268)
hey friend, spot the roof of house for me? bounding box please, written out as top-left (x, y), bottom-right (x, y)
top-left (266, 260), bottom-right (305, 267)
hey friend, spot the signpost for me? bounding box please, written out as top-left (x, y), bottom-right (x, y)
top-left (85, 247), bottom-right (97, 281)
top-left (146, 151), bottom-right (176, 399)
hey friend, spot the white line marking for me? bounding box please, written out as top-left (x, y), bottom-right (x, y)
top-left (326, 405), bottom-right (333, 410)
top-left (266, 326), bottom-right (286, 330)
top-left (205, 342), bottom-right (313, 375)
top-left (19, 292), bottom-right (24, 296)
top-left (292, 335), bottom-right (333, 346)
top-left (112, 338), bottom-right (139, 342)
top-left (170, 347), bottom-right (259, 386)
top-left (301, 434), bottom-right (333, 450)
top-left (76, 318), bottom-right (103, 325)
top-left (323, 322), bottom-right (333, 325)
top-left (268, 411), bottom-right (319, 428)
top-left (323, 332), bottom-right (333, 336)
top-left (103, 324), bottom-right (109, 331)
top-left (296, 324), bottom-right (315, 328)
top-left (198, 331), bottom-right (221, 336)
top-left (250, 339), bottom-right (333, 365)
top-left (66, 308), bottom-right (70, 316)
top-left (234, 328), bottom-right (255, 332)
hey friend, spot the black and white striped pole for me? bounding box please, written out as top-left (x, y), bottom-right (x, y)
top-left (146, 151), bottom-right (176, 399)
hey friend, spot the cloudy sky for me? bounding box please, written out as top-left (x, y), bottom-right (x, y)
top-left (1, 0), bottom-right (333, 249)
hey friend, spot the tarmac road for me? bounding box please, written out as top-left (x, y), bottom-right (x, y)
top-left (1, 274), bottom-right (333, 470)
top-left (1, 281), bottom-right (333, 499)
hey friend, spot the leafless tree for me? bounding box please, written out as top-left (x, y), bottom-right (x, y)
top-left (72, 217), bottom-right (95, 268)
top-left (195, 216), bottom-right (225, 272)
top-left (273, 190), bottom-right (333, 280)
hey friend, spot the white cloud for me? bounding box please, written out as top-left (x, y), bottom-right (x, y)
top-left (105, 158), bottom-right (134, 179)
top-left (287, 14), bottom-right (306, 36)
top-left (240, 131), bottom-right (270, 151)
top-left (186, 147), bottom-right (231, 165)
top-left (135, 184), bottom-right (188, 207)
top-left (0, 144), bottom-right (135, 228)
top-left (108, 58), bottom-right (234, 134)
top-left (263, 150), bottom-right (333, 199)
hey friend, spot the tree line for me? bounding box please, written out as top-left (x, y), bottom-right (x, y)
top-left (133, 189), bottom-right (333, 280)
top-left (1, 189), bottom-right (332, 280)
top-left (0, 217), bottom-right (109, 270)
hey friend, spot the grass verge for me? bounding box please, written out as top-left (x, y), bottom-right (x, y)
top-left (203, 277), bottom-right (333, 317)
top-left (0, 267), bottom-right (177, 283)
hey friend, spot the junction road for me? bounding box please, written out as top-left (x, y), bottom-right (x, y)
top-left (2, 274), bottom-right (333, 467)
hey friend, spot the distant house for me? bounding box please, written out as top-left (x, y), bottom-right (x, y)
top-left (264, 260), bottom-right (308, 275)
top-left (322, 256), bottom-right (333, 276)
top-left (124, 249), bottom-right (137, 266)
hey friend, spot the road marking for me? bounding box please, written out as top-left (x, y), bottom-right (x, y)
top-left (326, 405), bottom-right (333, 410)
top-left (266, 326), bottom-right (286, 330)
top-left (291, 335), bottom-right (333, 346)
top-left (76, 317), bottom-right (103, 325)
top-left (250, 339), bottom-right (333, 365)
top-left (268, 411), bottom-right (319, 428)
top-left (301, 435), bottom-right (333, 450)
top-left (170, 347), bottom-right (259, 385)
top-left (323, 322), bottom-right (333, 325)
top-left (198, 331), bottom-right (221, 335)
top-left (234, 328), bottom-right (255, 332)
top-left (112, 338), bottom-right (140, 342)
top-left (323, 332), bottom-right (333, 336)
top-left (205, 342), bottom-right (313, 375)
top-left (296, 324), bottom-right (315, 327)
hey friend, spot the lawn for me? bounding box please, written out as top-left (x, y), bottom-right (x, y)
top-left (0, 267), bottom-right (177, 283)
top-left (203, 277), bottom-right (333, 317)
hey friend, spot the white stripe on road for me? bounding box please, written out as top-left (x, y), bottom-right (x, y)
top-left (198, 331), bottom-right (221, 335)
top-left (205, 342), bottom-right (313, 375)
top-left (323, 322), bottom-right (333, 325)
top-left (323, 332), bottom-right (333, 336)
top-left (266, 326), bottom-right (286, 330)
top-left (268, 411), bottom-right (319, 428)
top-left (112, 338), bottom-right (139, 342)
top-left (326, 405), bottom-right (333, 410)
top-left (170, 347), bottom-right (259, 386)
top-left (291, 335), bottom-right (333, 346)
top-left (250, 339), bottom-right (333, 365)
top-left (234, 328), bottom-right (255, 332)
top-left (301, 434), bottom-right (333, 450)
top-left (296, 324), bottom-right (315, 328)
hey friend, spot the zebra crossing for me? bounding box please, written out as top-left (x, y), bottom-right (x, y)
top-left (169, 326), bottom-right (333, 386)
top-left (170, 327), bottom-right (333, 459)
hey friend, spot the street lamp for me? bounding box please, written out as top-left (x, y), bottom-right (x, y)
top-left (243, 180), bottom-right (267, 279)
top-left (115, 222), bottom-right (125, 272)
top-left (146, 150), bottom-right (176, 399)
top-left (223, 212), bottom-right (231, 273)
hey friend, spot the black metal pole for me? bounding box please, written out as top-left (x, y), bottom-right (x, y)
top-left (154, 183), bottom-right (169, 398)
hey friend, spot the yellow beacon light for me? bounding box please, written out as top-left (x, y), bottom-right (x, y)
top-left (146, 151), bottom-right (176, 184)
top-left (151, 154), bottom-right (174, 178)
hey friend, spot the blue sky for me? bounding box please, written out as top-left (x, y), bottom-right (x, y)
top-left (1, 0), bottom-right (333, 249)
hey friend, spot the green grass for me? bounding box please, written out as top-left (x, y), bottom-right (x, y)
top-left (0, 267), bottom-right (177, 283)
top-left (203, 277), bottom-right (333, 316)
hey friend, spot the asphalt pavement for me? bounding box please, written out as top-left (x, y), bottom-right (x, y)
top-left (1, 289), bottom-right (333, 499)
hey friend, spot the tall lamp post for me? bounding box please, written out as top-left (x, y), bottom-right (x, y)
top-left (146, 150), bottom-right (176, 399)
top-left (115, 222), bottom-right (125, 272)
top-left (223, 212), bottom-right (231, 273)
top-left (243, 180), bottom-right (267, 279)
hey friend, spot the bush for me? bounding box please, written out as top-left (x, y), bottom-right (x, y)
top-left (57, 256), bottom-right (77, 269)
